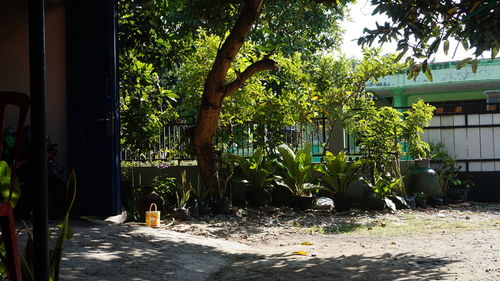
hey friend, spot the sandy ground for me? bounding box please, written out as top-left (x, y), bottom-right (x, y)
top-left (60, 204), bottom-right (500, 281)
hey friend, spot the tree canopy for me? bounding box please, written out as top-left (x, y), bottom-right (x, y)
top-left (360, 0), bottom-right (500, 80)
top-left (118, 0), bottom-right (499, 185)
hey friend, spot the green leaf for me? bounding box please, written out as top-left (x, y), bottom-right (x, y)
top-left (443, 40), bottom-right (450, 55)
top-left (492, 47), bottom-right (499, 59)
top-left (456, 57), bottom-right (472, 70)
top-left (424, 66), bottom-right (433, 82)
top-left (0, 161), bottom-right (21, 207)
top-left (471, 59), bottom-right (478, 73)
top-left (427, 39), bottom-right (441, 56)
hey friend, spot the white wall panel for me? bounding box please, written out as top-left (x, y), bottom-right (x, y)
top-left (479, 114), bottom-right (493, 125)
top-left (480, 128), bottom-right (494, 159)
top-left (495, 128), bottom-right (500, 158)
top-left (441, 116), bottom-right (454, 126)
top-left (481, 162), bottom-right (495, 172)
top-left (428, 129), bottom-right (442, 145)
top-left (467, 128), bottom-right (480, 159)
top-left (454, 128), bottom-right (467, 159)
top-left (468, 114), bottom-right (480, 125)
top-left (453, 115), bottom-right (466, 126)
top-left (495, 161), bottom-right (500, 172)
top-left (493, 113), bottom-right (500, 124)
top-left (469, 162), bottom-right (481, 172)
top-left (442, 129), bottom-right (455, 155)
top-left (429, 116), bottom-right (441, 127)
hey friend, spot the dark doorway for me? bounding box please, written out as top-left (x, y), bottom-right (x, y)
top-left (66, 0), bottom-right (121, 216)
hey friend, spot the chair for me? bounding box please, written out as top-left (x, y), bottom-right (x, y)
top-left (0, 91), bottom-right (30, 281)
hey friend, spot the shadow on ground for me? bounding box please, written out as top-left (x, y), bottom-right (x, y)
top-left (60, 219), bottom-right (458, 281)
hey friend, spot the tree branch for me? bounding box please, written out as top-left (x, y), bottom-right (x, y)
top-left (205, 0), bottom-right (265, 90)
top-left (312, 0), bottom-right (340, 5)
top-left (223, 58), bottom-right (277, 97)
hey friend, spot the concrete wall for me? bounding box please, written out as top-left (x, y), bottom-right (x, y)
top-left (122, 166), bottom-right (200, 187)
top-left (0, 0), bottom-right (67, 164)
top-left (123, 161), bottom-right (417, 200)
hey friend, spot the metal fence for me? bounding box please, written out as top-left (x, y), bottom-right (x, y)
top-left (122, 102), bottom-right (500, 166)
top-left (121, 116), bottom-right (195, 161)
top-left (121, 116), bottom-right (329, 161)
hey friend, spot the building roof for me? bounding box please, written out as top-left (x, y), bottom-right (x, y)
top-left (367, 58), bottom-right (500, 96)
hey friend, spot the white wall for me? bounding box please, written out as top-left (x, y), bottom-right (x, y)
top-left (422, 112), bottom-right (500, 172)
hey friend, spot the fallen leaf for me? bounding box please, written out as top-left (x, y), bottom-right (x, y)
top-left (292, 251), bottom-right (309, 256)
top-left (301, 242), bottom-right (313, 246)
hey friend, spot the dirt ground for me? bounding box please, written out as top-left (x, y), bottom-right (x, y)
top-left (61, 203), bottom-right (500, 281)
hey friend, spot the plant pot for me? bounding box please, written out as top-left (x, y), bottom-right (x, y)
top-left (405, 197), bottom-right (416, 210)
top-left (363, 192), bottom-right (385, 211)
top-left (293, 195), bottom-right (315, 210)
top-left (388, 196), bottom-right (410, 210)
top-left (212, 197), bottom-right (231, 215)
top-left (333, 194), bottom-right (354, 212)
top-left (445, 188), bottom-right (469, 204)
top-left (198, 201), bottom-right (211, 216)
top-left (271, 184), bottom-right (294, 207)
top-left (231, 179), bottom-right (249, 207)
top-left (185, 198), bottom-right (199, 217)
top-left (407, 159), bottom-right (441, 196)
top-left (246, 188), bottom-right (270, 207)
top-left (428, 196), bottom-right (444, 207)
top-left (171, 208), bottom-right (190, 221)
top-left (364, 194), bottom-right (386, 211)
top-left (416, 198), bottom-right (427, 209)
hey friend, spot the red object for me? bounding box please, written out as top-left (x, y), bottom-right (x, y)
top-left (0, 91), bottom-right (30, 281)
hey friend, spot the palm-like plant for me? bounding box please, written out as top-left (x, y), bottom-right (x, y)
top-left (276, 144), bottom-right (313, 196)
top-left (233, 148), bottom-right (274, 189)
top-left (316, 151), bottom-right (365, 194)
top-left (176, 170), bottom-right (191, 208)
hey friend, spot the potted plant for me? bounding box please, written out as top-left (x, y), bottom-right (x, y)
top-left (192, 175), bottom-right (209, 216)
top-left (363, 168), bottom-right (408, 211)
top-left (275, 144), bottom-right (316, 210)
top-left (211, 152), bottom-right (236, 214)
top-left (428, 143), bottom-right (472, 203)
top-left (415, 192), bottom-right (428, 208)
top-left (233, 148), bottom-right (274, 206)
top-left (172, 170), bottom-right (191, 220)
top-left (316, 151), bottom-right (365, 212)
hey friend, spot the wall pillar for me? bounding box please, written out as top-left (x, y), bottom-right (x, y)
top-left (392, 89), bottom-right (408, 109)
top-left (329, 119), bottom-right (345, 154)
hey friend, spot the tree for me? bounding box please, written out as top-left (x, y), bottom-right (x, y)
top-left (306, 49), bottom-right (404, 158)
top-left (191, 0), bottom-right (351, 185)
top-left (360, 0), bottom-right (500, 80)
top-left (117, 0), bottom-right (347, 158)
top-left (344, 100), bottom-right (435, 196)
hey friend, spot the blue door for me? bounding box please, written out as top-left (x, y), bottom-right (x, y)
top-left (66, 0), bottom-right (121, 216)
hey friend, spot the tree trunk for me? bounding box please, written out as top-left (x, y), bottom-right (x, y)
top-left (192, 0), bottom-right (276, 189)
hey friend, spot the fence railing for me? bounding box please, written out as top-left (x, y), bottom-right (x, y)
top-left (121, 116), bottom-right (329, 161)
top-left (121, 116), bottom-right (195, 161)
top-left (122, 102), bottom-right (500, 169)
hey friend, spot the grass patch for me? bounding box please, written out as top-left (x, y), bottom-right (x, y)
top-left (298, 212), bottom-right (499, 236)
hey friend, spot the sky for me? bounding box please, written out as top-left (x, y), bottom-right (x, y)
top-left (339, 0), bottom-right (494, 62)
